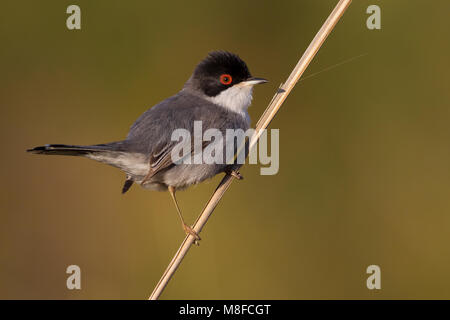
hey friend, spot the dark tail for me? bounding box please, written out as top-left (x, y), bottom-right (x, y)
top-left (26, 143), bottom-right (123, 156)
top-left (27, 142), bottom-right (139, 194)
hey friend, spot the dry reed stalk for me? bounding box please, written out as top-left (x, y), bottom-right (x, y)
top-left (149, 0), bottom-right (352, 300)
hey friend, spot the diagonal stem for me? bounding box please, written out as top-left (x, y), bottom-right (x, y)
top-left (149, 0), bottom-right (353, 300)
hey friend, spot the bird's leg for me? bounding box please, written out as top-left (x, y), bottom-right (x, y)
top-left (168, 186), bottom-right (201, 245)
top-left (225, 168), bottom-right (243, 180)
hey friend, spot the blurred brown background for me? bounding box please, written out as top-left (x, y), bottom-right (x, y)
top-left (1, 0), bottom-right (449, 299)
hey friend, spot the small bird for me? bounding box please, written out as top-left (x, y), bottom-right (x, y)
top-left (27, 51), bottom-right (267, 243)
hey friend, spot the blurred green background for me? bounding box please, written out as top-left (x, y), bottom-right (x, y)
top-left (1, 0), bottom-right (450, 299)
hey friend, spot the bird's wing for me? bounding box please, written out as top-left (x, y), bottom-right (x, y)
top-left (126, 91), bottom-right (248, 185)
top-left (141, 142), bottom-right (175, 184)
top-left (141, 139), bottom-right (211, 185)
top-left (126, 92), bottom-right (228, 152)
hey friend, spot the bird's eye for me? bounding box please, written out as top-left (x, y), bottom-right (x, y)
top-left (220, 74), bottom-right (232, 85)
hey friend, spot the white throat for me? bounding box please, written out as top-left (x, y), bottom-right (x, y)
top-left (207, 84), bottom-right (253, 120)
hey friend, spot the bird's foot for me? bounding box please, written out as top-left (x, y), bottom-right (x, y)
top-left (183, 224), bottom-right (201, 246)
top-left (226, 169), bottom-right (243, 180)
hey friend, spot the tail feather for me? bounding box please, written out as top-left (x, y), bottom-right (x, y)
top-left (28, 144), bottom-right (104, 156)
top-left (122, 179), bottom-right (134, 194)
top-left (27, 142), bottom-right (149, 179)
top-left (26, 143), bottom-right (124, 156)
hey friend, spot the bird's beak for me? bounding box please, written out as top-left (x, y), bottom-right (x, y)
top-left (240, 77), bottom-right (268, 86)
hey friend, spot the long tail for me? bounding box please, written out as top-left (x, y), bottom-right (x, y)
top-left (26, 143), bottom-right (119, 156)
top-left (27, 142), bottom-right (147, 194)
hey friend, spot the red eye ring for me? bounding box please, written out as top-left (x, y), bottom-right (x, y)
top-left (220, 74), bottom-right (232, 85)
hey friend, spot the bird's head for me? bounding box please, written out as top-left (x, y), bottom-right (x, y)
top-left (185, 51), bottom-right (267, 115)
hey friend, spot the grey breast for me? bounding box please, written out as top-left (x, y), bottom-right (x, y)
top-left (124, 90), bottom-right (250, 190)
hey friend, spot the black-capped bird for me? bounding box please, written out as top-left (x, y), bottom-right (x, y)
top-left (27, 51), bottom-right (267, 243)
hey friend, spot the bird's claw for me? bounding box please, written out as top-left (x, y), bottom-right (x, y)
top-left (227, 169), bottom-right (243, 180)
top-left (183, 224), bottom-right (201, 246)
